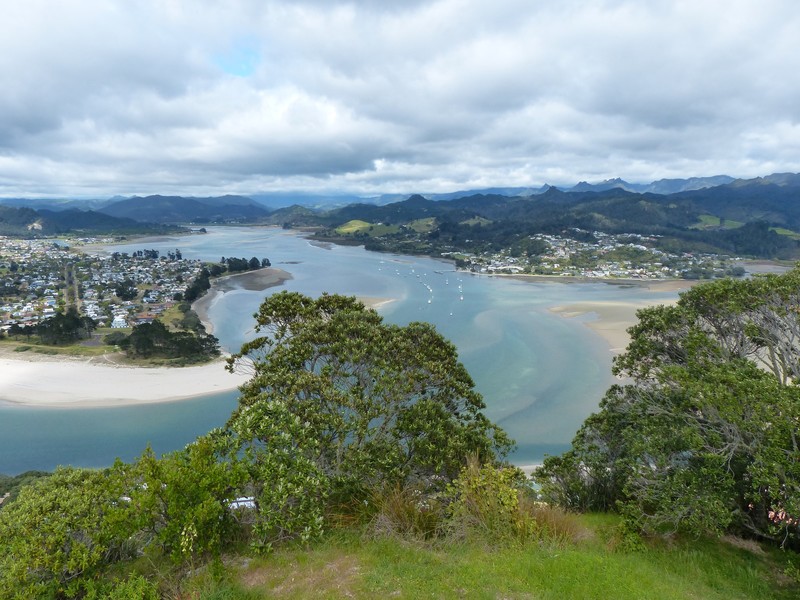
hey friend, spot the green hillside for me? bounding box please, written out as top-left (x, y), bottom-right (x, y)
top-left (2, 283), bottom-right (800, 599)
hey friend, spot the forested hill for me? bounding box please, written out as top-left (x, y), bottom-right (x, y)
top-left (99, 194), bottom-right (270, 224)
top-left (299, 176), bottom-right (800, 260)
top-left (4, 172), bottom-right (800, 257)
top-left (0, 205), bottom-right (184, 236)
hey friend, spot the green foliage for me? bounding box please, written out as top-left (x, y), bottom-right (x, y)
top-left (114, 279), bottom-right (138, 301)
top-left (229, 400), bottom-right (328, 553)
top-left (103, 331), bottom-right (128, 346)
top-left (225, 292), bottom-right (512, 550)
top-left (0, 470), bottom-right (51, 503)
top-left (536, 269), bottom-right (800, 548)
top-left (36, 307), bottom-right (96, 345)
top-left (444, 457), bottom-right (536, 545)
top-left (178, 308), bottom-right (204, 332)
top-left (83, 575), bottom-right (160, 600)
top-left (366, 483), bottom-right (443, 540)
top-left (184, 267), bottom-right (211, 302)
top-left (0, 467), bottom-right (126, 598)
top-left (228, 292), bottom-right (513, 496)
top-left (119, 318), bottom-right (219, 361)
top-left (111, 437), bottom-right (247, 564)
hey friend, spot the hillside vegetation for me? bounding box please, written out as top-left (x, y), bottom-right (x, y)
top-left (2, 277), bottom-right (800, 598)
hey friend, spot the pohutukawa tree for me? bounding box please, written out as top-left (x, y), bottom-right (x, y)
top-left (225, 291), bottom-right (513, 547)
top-left (535, 269), bottom-right (800, 549)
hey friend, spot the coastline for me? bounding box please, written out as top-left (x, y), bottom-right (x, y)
top-left (0, 355), bottom-right (250, 408)
top-left (548, 279), bottom-right (694, 353)
top-left (191, 267), bottom-right (293, 334)
top-left (0, 265), bottom-right (400, 409)
top-left (0, 266), bottom-right (293, 409)
top-left (0, 254), bottom-right (693, 408)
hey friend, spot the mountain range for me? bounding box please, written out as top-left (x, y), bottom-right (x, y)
top-left (0, 172), bottom-right (799, 258)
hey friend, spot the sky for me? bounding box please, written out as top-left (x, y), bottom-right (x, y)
top-left (1, 0), bottom-right (798, 199)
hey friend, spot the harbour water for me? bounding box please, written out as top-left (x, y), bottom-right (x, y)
top-left (0, 227), bottom-right (681, 474)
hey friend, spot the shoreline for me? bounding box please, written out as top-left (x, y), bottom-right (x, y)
top-left (548, 278), bottom-right (694, 354)
top-left (192, 267), bottom-right (293, 334)
top-left (0, 266), bottom-right (293, 409)
top-left (0, 263), bottom-right (400, 409)
top-left (0, 355), bottom-right (250, 408)
top-left (0, 244), bottom-right (703, 410)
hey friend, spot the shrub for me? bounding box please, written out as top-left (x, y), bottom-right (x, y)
top-left (367, 483), bottom-right (443, 540)
top-left (444, 457), bottom-right (535, 545)
top-left (0, 467), bottom-right (127, 598)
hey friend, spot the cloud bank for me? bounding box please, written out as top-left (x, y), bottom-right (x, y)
top-left (1, 0), bottom-right (798, 197)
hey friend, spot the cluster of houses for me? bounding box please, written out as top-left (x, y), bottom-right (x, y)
top-left (0, 238), bottom-right (76, 333)
top-left (454, 229), bottom-right (743, 279)
top-left (0, 236), bottom-right (203, 335)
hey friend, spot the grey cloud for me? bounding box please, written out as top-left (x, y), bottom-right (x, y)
top-left (0, 0), bottom-right (798, 197)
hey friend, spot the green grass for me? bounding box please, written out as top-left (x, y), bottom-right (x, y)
top-left (460, 216), bottom-right (492, 227)
top-left (770, 227), bottom-right (800, 240)
top-left (335, 220), bottom-right (401, 237)
top-left (193, 518), bottom-right (797, 599)
top-left (689, 215), bottom-right (800, 239)
top-left (407, 217), bottom-right (438, 233)
top-left (0, 338), bottom-right (111, 357)
top-left (691, 214), bottom-right (746, 230)
top-left (335, 220), bottom-right (372, 234)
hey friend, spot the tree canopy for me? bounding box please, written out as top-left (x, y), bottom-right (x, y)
top-left (118, 319), bottom-right (219, 362)
top-left (227, 291), bottom-right (514, 499)
top-left (535, 268), bottom-right (800, 549)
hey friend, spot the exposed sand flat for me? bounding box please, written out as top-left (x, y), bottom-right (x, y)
top-left (550, 297), bottom-right (682, 354)
top-left (358, 297), bottom-right (395, 310)
top-left (192, 267), bottom-right (293, 334)
top-left (548, 279), bottom-right (695, 353)
top-left (0, 356), bottom-right (249, 408)
top-left (1, 268), bottom-right (689, 407)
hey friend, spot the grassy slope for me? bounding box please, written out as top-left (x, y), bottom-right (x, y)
top-left (691, 214), bottom-right (800, 240)
top-left (189, 517), bottom-right (797, 599)
top-left (335, 220), bottom-right (402, 236)
top-left (690, 214), bottom-right (746, 229)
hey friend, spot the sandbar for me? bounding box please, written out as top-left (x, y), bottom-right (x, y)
top-left (359, 297), bottom-right (395, 310)
top-left (549, 280), bottom-right (693, 354)
top-left (0, 355), bottom-right (249, 408)
top-left (192, 267), bottom-right (293, 334)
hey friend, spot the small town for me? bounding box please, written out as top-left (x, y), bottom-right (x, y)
top-left (450, 229), bottom-right (746, 280)
top-left (1, 228), bottom-right (746, 335)
top-left (0, 236), bottom-right (203, 334)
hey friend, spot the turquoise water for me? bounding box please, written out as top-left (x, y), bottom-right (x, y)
top-left (0, 227), bottom-right (679, 474)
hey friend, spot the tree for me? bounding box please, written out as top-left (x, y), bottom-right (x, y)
top-left (183, 268), bottom-right (210, 303)
top-left (0, 467), bottom-right (127, 598)
top-left (114, 279), bottom-right (138, 301)
top-left (119, 319), bottom-right (219, 361)
top-left (111, 438), bottom-right (246, 564)
top-left (37, 307), bottom-right (96, 345)
top-left (535, 270), bottom-right (800, 548)
top-left (226, 292), bottom-right (513, 537)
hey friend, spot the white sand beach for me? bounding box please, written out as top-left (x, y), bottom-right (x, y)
top-left (0, 355), bottom-right (250, 408)
top-left (0, 267), bottom-right (293, 408)
top-left (0, 265), bottom-right (402, 408)
top-left (0, 270), bottom-right (687, 407)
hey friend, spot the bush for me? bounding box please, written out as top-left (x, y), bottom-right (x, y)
top-left (444, 457), bottom-right (535, 545)
top-left (85, 575), bottom-right (160, 600)
top-left (444, 458), bottom-right (589, 547)
top-left (367, 483), bottom-right (443, 540)
top-left (104, 331), bottom-right (128, 346)
top-left (0, 467), bottom-right (127, 598)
